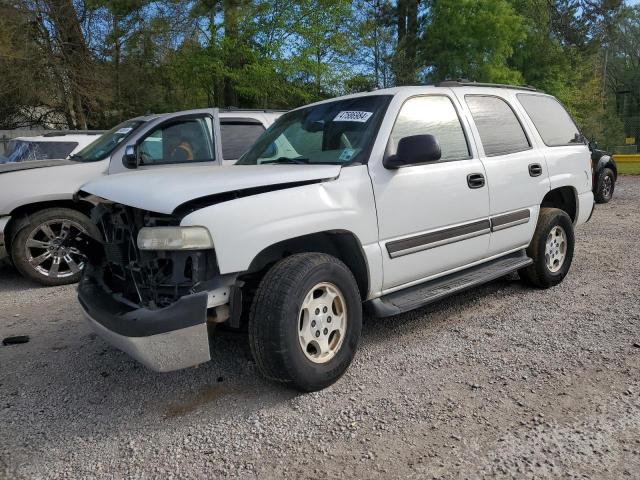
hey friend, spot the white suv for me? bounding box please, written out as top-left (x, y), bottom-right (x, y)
top-left (0, 109), bottom-right (282, 285)
top-left (76, 83), bottom-right (594, 391)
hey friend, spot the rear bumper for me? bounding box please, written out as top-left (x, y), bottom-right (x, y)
top-left (576, 191), bottom-right (595, 225)
top-left (78, 272), bottom-right (211, 372)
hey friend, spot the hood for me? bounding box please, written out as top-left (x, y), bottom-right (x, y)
top-left (0, 159), bottom-right (76, 174)
top-left (81, 164), bottom-right (342, 214)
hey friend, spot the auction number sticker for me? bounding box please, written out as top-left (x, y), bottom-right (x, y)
top-left (334, 111), bottom-right (373, 122)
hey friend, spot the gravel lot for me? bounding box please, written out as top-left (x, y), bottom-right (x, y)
top-left (1, 177), bottom-right (639, 479)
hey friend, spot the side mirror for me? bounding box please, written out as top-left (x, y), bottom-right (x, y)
top-left (122, 145), bottom-right (138, 169)
top-left (384, 134), bottom-right (442, 169)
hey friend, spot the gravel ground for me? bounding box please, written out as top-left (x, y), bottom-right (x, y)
top-left (1, 177), bottom-right (639, 479)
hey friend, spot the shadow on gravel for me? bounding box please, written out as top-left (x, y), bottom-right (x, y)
top-left (0, 261), bottom-right (46, 292)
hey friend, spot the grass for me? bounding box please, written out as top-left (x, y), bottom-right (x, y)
top-left (617, 162), bottom-right (640, 175)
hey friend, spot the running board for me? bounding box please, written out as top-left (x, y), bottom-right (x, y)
top-left (367, 251), bottom-right (533, 317)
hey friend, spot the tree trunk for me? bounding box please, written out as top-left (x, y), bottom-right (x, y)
top-left (45, 0), bottom-right (95, 128)
top-left (394, 0), bottom-right (418, 85)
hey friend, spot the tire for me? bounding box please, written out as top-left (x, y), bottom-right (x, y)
top-left (10, 208), bottom-right (99, 286)
top-left (519, 207), bottom-right (574, 289)
top-left (248, 253), bottom-right (362, 392)
top-left (594, 167), bottom-right (615, 204)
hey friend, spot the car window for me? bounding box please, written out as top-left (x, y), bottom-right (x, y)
top-left (1, 140), bottom-right (78, 163)
top-left (517, 94), bottom-right (582, 147)
top-left (466, 96), bottom-right (530, 157)
top-left (389, 96), bottom-right (470, 161)
top-left (220, 123), bottom-right (265, 160)
top-left (237, 95), bottom-right (392, 165)
top-left (139, 117), bottom-right (214, 165)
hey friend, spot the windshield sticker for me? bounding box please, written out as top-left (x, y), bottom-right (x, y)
top-left (115, 127), bottom-right (133, 135)
top-left (339, 149), bottom-right (356, 161)
top-left (334, 111), bottom-right (373, 123)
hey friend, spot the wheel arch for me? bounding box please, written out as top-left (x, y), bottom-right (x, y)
top-left (5, 200), bottom-right (94, 258)
top-left (241, 230), bottom-right (370, 301)
top-left (540, 186), bottom-right (578, 223)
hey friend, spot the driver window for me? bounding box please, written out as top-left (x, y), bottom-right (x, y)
top-left (138, 117), bottom-right (214, 165)
top-left (390, 96), bottom-right (470, 161)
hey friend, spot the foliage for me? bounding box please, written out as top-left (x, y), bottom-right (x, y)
top-left (0, 0), bottom-right (637, 150)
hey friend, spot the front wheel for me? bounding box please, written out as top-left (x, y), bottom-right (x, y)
top-left (519, 207), bottom-right (575, 289)
top-left (594, 167), bottom-right (615, 204)
top-left (10, 208), bottom-right (99, 286)
top-left (248, 253), bottom-right (362, 392)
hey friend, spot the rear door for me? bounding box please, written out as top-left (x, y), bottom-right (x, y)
top-left (457, 91), bottom-right (549, 256)
top-left (219, 118), bottom-right (267, 165)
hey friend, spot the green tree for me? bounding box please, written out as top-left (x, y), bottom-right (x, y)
top-left (422, 0), bottom-right (525, 84)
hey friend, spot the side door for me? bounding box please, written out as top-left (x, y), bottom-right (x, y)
top-left (368, 94), bottom-right (491, 291)
top-left (458, 93), bottom-right (550, 256)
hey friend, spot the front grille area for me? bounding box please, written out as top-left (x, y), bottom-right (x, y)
top-left (89, 202), bottom-right (217, 309)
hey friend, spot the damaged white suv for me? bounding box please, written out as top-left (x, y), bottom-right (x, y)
top-left (77, 83), bottom-right (595, 391)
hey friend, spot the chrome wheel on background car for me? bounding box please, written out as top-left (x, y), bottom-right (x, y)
top-left (298, 282), bottom-right (347, 363)
top-left (544, 225), bottom-right (567, 273)
top-left (24, 219), bottom-right (86, 279)
top-left (10, 207), bottom-right (99, 286)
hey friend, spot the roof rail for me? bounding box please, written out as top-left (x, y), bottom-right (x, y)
top-left (41, 130), bottom-right (105, 137)
top-left (437, 79), bottom-right (539, 92)
top-left (220, 108), bottom-right (288, 113)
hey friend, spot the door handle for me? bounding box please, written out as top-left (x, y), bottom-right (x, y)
top-left (467, 173), bottom-right (485, 189)
top-left (528, 163), bottom-right (543, 177)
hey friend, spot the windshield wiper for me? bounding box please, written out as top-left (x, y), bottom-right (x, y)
top-left (69, 154), bottom-right (83, 161)
top-left (261, 157), bottom-right (310, 165)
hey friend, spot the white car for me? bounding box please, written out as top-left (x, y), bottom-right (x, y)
top-left (76, 83), bottom-right (595, 391)
top-left (0, 109), bottom-right (282, 285)
top-left (0, 133), bottom-right (102, 164)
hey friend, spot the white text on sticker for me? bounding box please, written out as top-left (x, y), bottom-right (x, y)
top-left (334, 111), bottom-right (373, 123)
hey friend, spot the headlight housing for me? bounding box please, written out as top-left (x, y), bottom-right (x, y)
top-left (137, 226), bottom-right (214, 251)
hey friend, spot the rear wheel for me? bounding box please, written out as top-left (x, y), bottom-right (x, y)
top-left (594, 167), bottom-right (615, 203)
top-left (248, 253), bottom-right (362, 391)
top-left (10, 208), bottom-right (98, 286)
top-left (519, 207), bottom-right (574, 288)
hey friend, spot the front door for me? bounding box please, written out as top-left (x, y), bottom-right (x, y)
top-left (368, 94), bottom-right (491, 291)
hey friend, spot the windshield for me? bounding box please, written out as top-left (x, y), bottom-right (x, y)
top-left (236, 95), bottom-right (391, 165)
top-left (71, 119), bottom-right (145, 162)
top-left (0, 140), bottom-right (79, 164)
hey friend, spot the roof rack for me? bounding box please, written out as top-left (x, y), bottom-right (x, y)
top-left (41, 130), bottom-right (105, 137)
top-left (220, 108), bottom-right (288, 113)
top-left (437, 79), bottom-right (539, 92)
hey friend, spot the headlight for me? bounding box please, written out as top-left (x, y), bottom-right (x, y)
top-left (137, 226), bottom-right (213, 251)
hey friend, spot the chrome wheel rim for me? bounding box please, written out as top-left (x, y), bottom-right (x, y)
top-left (545, 225), bottom-right (567, 273)
top-left (602, 175), bottom-right (612, 198)
top-left (298, 282), bottom-right (347, 364)
top-left (25, 219), bottom-right (86, 279)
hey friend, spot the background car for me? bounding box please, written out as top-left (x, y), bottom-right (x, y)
top-left (589, 143), bottom-right (617, 204)
top-left (0, 132), bottom-right (103, 164)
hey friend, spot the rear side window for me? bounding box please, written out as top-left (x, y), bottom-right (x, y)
top-left (3, 141), bottom-right (78, 163)
top-left (221, 123), bottom-right (265, 160)
top-left (517, 94), bottom-right (581, 147)
top-left (389, 95), bottom-right (470, 161)
top-left (466, 96), bottom-right (530, 157)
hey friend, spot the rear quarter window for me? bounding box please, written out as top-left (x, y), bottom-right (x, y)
top-left (517, 94), bottom-right (582, 147)
top-left (220, 123), bottom-right (266, 160)
top-left (465, 95), bottom-right (531, 157)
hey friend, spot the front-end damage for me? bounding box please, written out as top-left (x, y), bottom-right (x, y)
top-left (77, 197), bottom-right (237, 371)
